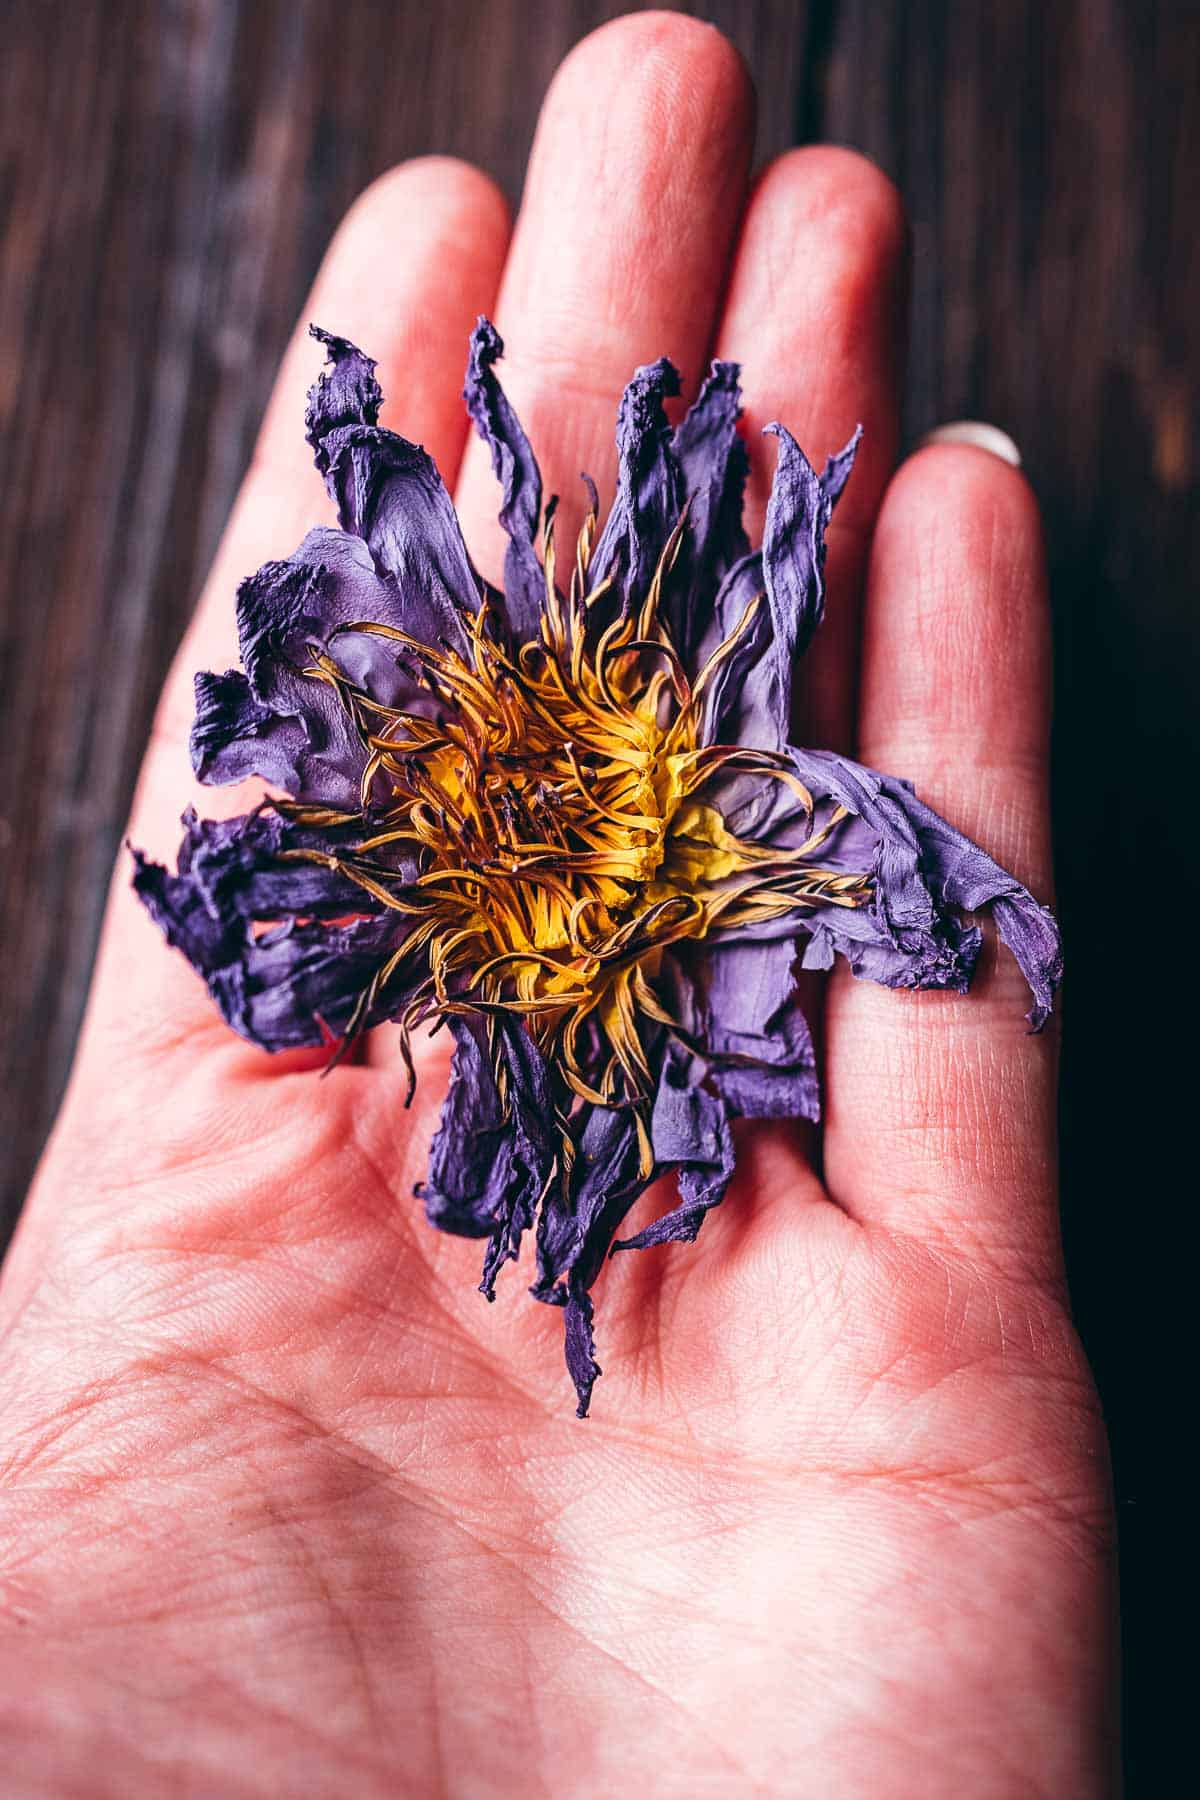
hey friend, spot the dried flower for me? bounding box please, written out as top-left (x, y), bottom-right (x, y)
top-left (135, 321), bottom-right (1062, 1415)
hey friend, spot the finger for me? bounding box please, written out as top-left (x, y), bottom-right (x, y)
top-left (133, 157), bottom-right (510, 857)
top-left (712, 146), bottom-right (907, 753)
top-left (365, 14), bottom-right (752, 1081)
top-left (453, 11), bottom-right (754, 568)
top-left (693, 148), bottom-right (904, 1207)
top-left (80, 159), bottom-right (510, 1064)
top-left (823, 445), bottom-right (1061, 1280)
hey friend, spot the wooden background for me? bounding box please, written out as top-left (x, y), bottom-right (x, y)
top-left (2, 1), bottom-right (1194, 1786)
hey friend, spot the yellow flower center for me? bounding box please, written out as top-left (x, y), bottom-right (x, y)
top-left (283, 508), bottom-right (870, 1121)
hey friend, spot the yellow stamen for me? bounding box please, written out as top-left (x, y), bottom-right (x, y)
top-left (294, 509), bottom-right (872, 1102)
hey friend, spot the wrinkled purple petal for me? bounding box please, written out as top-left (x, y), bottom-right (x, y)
top-left (315, 425), bottom-right (476, 650)
top-left (533, 1103), bottom-right (646, 1301)
top-left (692, 548), bottom-right (770, 744)
top-left (537, 1108), bottom-right (646, 1417)
top-left (701, 941), bottom-right (820, 1121)
top-left (700, 423), bottom-right (859, 752)
top-left (589, 356), bottom-right (683, 610)
top-left (190, 668), bottom-right (347, 802)
top-left (193, 524), bottom-right (455, 805)
top-left (672, 362), bottom-right (749, 567)
top-left (646, 1042), bottom-right (724, 1167)
top-left (134, 808), bottom-right (411, 1051)
top-left (422, 1016), bottom-right (559, 1300)
top-left (148, 806), bottom-right (382, 922)
top-left (530, 1102), bottom-right (646, 1415)
top-left (305, 326), bottom-right (383, 463)
top-left (478, 1020), bottom-right (559, 1299)
top-left (563, 1278), bottom-right (600, 1419)
top-left (532, 1043), bottom-right (741, 1410)
top-left (612, 1043), bottom-right (735, 1253)
top-left (274, 527), bottom-right (424, 708)
top-left (668, 361), bottom-right (750, 663)
top-left (819, 427), bottom-right (862, 507)
top-left (201, 557), bottom-right (370, 805)
top-left (306, 327), bottom-right (475, 657)
top-left (756, 421), bottom-right (861, 747)
top-left (787, 748), bottom-right (1063, 1029)
top-left (421, 1019), bottom-right (511, 1239)
top-left (463, 318), bottom-right (545, 644)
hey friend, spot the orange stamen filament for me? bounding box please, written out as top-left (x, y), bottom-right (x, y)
top-left (286, 508), bottom-right (872, 1106)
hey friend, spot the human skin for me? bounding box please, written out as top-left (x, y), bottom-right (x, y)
top-left (0, 14), bottom-right (1115, 1798)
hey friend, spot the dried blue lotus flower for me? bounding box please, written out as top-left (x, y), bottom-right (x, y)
top-left (135, 321), bottom-right (1062, 1416)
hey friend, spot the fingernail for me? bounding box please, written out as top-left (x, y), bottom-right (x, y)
top-left (916, 421), bottom-right (1022, 468)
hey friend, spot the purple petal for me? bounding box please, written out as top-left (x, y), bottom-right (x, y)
top-left (528, 1104), bottom-right (647, 1417)
top-left (563, 1278), bottom-right (600, 1419)
top-left (189, 668), bottom-right (353, 804)
top-left (754, 422), bottom-right (861, 747)
top-left (787, 748), bottom-right (1063, 1028)
top-left (612, 1043), bottom-right (736, 1253)
top-left (533, 1104), bottom-right (648, 1419)
top-left (155, 806), bottom-right (386, 920)
top-left (668, 361), bottom-right (750, 663)
top-left (412, 1009), bottom-right (561, 1287)
top-left (701, 941), bottom-right (820, 1121)
top-left (277, 527), bottom-right (427, 707)
top-left (305, 326), bottom-right (383, 464)
top-left (693, 401), bottom-right (859, 751)
top-left (700, 760), bottom-right (807, 874)
top-left (306, 328), bottom-right (475, 656)
top-left (478, 1021), bottom-right (559, 1299)
top-left (646, 1043), bottom-right (725, 1167)
top-left (463, 318), bottom-right (545, 644)
top-left (421, 1020), bottom-right (512, 1239)
top-left (672, 363), bottom-right (749, 566)
top-left (695, 422), bottom-right (859, 752)
top-left (423, 1019), bottom-right (559, 1301)
top-left (692, 548), bottom-right (773, 747)
top-left (589, 356), bottom-right (683, 610)
top-left (533, 1048), bottom-right (742, 1411)
top-left (533, 1103), bottom-right (646, 1300)
top-left (133, 808), bottom-right (411, 1051)
top-left (194, 524), bottom-right (459, 805)
top-left (680, 414), bottom-right (859, 745)
top-left (196, 552), bottom-right (368, 806)
top-left (819, 427), bottom-right (862, 506)
top-left (315, 425), bottom-right (476, 649)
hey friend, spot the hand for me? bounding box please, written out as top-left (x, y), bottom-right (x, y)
top-left (0, 16), bottom-right (1114, 1796)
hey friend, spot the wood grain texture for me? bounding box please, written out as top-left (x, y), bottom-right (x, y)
top-left (2, 2), bottom-right (1194, 1785)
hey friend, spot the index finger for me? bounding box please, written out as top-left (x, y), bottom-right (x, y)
top-left (80, 160), bottom-right (510, 1066)
top-left (133, 158), bottom-right (510, 860)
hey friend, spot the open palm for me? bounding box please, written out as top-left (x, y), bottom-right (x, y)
top-left (0, 16), bottom-right (1113, 1797)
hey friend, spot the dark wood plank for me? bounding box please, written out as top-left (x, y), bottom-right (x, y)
top-left (2, 2), bottom-right (1193, 1785)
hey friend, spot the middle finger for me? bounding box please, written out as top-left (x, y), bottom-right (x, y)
top-left (453, 12), bottom-right (755, 566)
